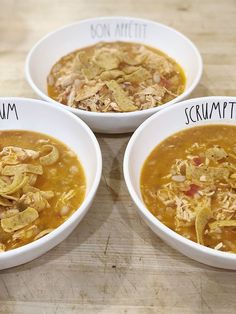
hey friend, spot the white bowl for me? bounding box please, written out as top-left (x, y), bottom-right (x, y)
top-left (25, 16), bottom-right (203, 134)
top-left (124, 96), bottom-right (236, 269)
top-left (0, 97), bottom-right (102, 269)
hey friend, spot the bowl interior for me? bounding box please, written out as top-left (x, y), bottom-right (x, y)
top-left (27, 17), bottom-right (202, 99)
top-left (0, 98), bottom-right (100, 195)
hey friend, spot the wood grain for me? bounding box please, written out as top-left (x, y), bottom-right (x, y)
top-left (0, 0), bottom-right (236, 313)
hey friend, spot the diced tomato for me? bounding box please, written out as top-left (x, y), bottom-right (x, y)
top-left (193, 157), bottom-right (202, 166)
top-left (184, 184), bottom-right (200, 197)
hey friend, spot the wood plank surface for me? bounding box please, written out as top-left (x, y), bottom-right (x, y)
top-left (0, 0), bottom-right (236, 313)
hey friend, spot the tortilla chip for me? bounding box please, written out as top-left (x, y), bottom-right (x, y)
top-left (12, 225), bottom-right (38, 241)
top-left (75, 83), bottom-right (104, 102)
top-left (124, 67), bottom-right (151, 84)
top-left (78, 51), bottom-right (90, 65)
top-left (100, 70), bottom-right (124, 81)
top-left (1, 207), bottom-right (39, 233)
top-left (106, 80), bottom-right (137, 112)
top-left (94, 48), bottom-right (120, 70)
top-left (77, 51), bottom-right (103, 79)
top-left (2, 164), bottom-right (43, 176)
top-left (0, 196), bottom-right (12, 207)
top-left (39, 145), bottom-right (59, 166)
top-left (195, 207), bottom-right (212, 245)
top-left (123, 53), bottom-right (147, 66)
top-left (145, 53), bottom-right (174, 75)
top-left (205, 147), bottom-right (228, 161)
top-left (209, 220), bottom-right (236, 230)
top-left (0, 173), bottom-right (28, 195)
top-left (186, 164), bottom-right (229, 182)
top-left (122, 65), bottom-right (140, 74)
top-left (0, 209), bottom-right (19, 219)
top-left (82, 64), bottom-right (102, 80)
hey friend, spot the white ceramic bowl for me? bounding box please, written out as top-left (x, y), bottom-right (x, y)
top-left (25, 16), bottom-right (203, 134)
top-left (124, 96), bottom-right (236, 269)
top-left (0, 97), bottom-right (102, 269)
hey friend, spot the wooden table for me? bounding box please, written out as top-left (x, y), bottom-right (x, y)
top-left (0, 0), bottom-right (236, 313)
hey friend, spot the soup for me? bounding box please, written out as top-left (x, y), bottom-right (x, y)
top-left (141, 125), bottom-right (236, 253)
top-left (0, 130), bottom-right (86, 251)
top-left (47, 41), bottom-right (186, 112)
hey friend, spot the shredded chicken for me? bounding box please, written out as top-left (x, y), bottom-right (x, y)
top-left (19, 191), bottom-right (52, 212)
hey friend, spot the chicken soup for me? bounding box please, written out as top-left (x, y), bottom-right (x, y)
top-left (0, 130), bottom-right (86, 251)
top-left (141, 125), bottom-right (236, 253)
top-left (48, 41), bottom-right (185, 112)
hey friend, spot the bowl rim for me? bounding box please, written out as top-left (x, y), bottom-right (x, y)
top-left (0, 97), bottom-right (102, 259)
top-left (123, 96), bottom-right (236, 262)
top-left (25, 16), bottom-right (203, 118)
